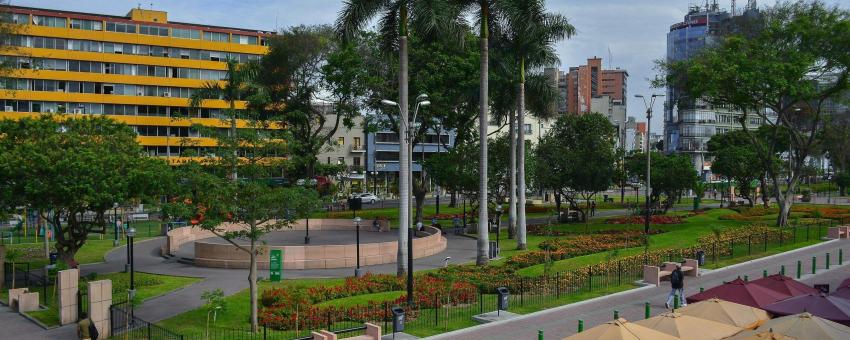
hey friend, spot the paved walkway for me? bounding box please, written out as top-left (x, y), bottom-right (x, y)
top-left (428, 239), bottom-right (850, 340)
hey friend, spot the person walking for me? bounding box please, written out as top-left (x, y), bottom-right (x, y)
top-left (590, 201), bottom-right (597, 216)
top-left (78, 316), bottom-right (98, 340)
top-left (666, 263), bottom-right (687, 309)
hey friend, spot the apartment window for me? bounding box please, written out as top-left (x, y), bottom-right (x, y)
top-left (106, 22), bottom-right (137, 33)
top-left (172, 28), bottom-right (201, 40)
top-left (11, 13), bottom-right (29, 24)
top-left (204, 31), bottom-right (229, 42)
top-left (139, 25), bottom-right (169, 37)
top-left (233, 34), bottom-right (258, 45)
top-left (353, 137), bottom-right (361, 149)
top-left (70, 19), bottom-right (102, 31)
top-left (33, 15), bottom-right (66, 28)
top-left (337, 137), bottom-right (345, 145)
top-left (353, 157), bottom-right (361, 167)
top-left (337, 157), bottom-right (345, 165)
top-left (524, 124), bottom-right (532, 135)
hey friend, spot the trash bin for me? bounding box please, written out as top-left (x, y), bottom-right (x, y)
top-left (489, 241), bottom-right (499, 259)
top-left (391, 306), bottom-right (405, 333)
top-left (696, 250), bottom-right (706, 266)
top-left (497, 287), bottom-right (510, 311)
top-left (49, 252), bottom-right (58, 265)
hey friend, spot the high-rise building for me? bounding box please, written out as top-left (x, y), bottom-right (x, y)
top-left (561, 57), bottom-right (628, 116)
top-left (0, 5), bottom-right (273, 163)
top-left (664, 2), bottom-right (769, 179)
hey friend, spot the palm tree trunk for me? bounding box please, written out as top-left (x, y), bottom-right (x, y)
top-left (508, 109), bottom-right (517, 240)
top-left (249, 239), bottom-right (258, 332)
top-left (397, 30), bottom-right (410, 276)
top-left (476, 1), bottom-right (490, 266)
top-left (516, 59), bottom-right (528, 250)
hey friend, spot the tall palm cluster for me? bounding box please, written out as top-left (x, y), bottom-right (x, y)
top-left (336, 0), bottom-right (574, 270)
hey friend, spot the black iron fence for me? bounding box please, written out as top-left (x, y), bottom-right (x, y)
top-left (3, 262), bottom-right (53, 305)
top-left (110, 300), bottom-right (184, 340)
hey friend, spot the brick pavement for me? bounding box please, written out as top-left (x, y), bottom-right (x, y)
top-left (428, 239), bottom-right (850, 340)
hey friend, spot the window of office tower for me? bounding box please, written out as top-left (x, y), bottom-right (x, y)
top-left (204, 31), bottom-right (229, 42)
top-left (33, 15), bottom-right (66, 28)
top-left (71, 19), bottom-right (103, 31)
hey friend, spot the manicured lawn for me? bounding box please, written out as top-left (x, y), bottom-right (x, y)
top-left (1, 272), bottom-right (200, 328)
top-left (315, 291), bottom-right (405, 308)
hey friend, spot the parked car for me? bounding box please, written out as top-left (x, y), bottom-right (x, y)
top-left (355, 193), bottom-right (380, 204)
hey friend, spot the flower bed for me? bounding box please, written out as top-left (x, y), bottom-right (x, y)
top-left (506, 230), bottom-right (663, 269)
top-left (606, 215), bottom-right (683, 224)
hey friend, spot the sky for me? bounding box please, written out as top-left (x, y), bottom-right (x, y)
top-left (13, 0), bottom-right (850, 130)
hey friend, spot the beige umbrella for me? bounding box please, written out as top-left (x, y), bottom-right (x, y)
top-left (730, 329), bottom-right (797, 340)
top-left (634, 311), bottom-right (743, 339)
top-left (738, 312), bottom-right (850, 340)
top-left (678, 297), bottom-right (770, 329)
top-left (563, 318), bottom-right (681, 340)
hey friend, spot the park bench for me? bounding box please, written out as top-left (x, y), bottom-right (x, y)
top-left (643, 259), bottom-right (699, 286)
top-left (828, 226), bottom-right (850, 239)
top-left (310, 323), bottom-right (381, 340)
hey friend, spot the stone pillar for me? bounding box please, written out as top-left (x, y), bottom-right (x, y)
top-left (57, 268), bottom-right (79, 325)
top-left (18, 292), bottom-right (39, 312)
top-left (87, 279), bottom-right (112, 338)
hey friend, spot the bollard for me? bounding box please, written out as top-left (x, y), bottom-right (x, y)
top-left (744, 275), bottom-right (749, 282)
top-left (797, 260), bottom-right (802, 279)
top-left (674, 295), bottom-right (680, 309)
top-left (840, 249), bottom-right (844, 265)
top-left (538, 329), bottom-right (544, 340)
top-left (780, 265), bottom-right (785, 276)
top-left (812, 256), bottom-right (817, 275)
top-left (614, 310), bottom-right (619, 320)
top-left (763, 270), bottom-right (768, 278)
top-left (645, 302), bottom-right (651, 319)
top-left (827, 253), bottom-right (831, 270)
top-left (700, 287), bottom-right (704, 293)
top-left (578, 320), bottom-right (584, 332)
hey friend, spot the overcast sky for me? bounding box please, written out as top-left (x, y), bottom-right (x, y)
top-left (14, 0), bottom-right (850, 130)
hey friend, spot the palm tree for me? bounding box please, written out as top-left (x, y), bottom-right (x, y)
top-left (499, 0), bottom-right (575, 249)
top-left (337, 0), bottom-right (465, 275)
top-left (188, 59), bottom-right (258, 181)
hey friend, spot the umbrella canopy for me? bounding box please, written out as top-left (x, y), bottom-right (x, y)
top-left (562, 318), bottom-right (681, 340)
top-left (836, 278), bottom-right (850, 291)
top-left (749, 274), bottom-right (819, 297)
top-left (745, 312), bottom-right (850, 340)
top-left (677, 298), bottom-right (770, 329)
top-left (687, 278), bottom-right (789, 309)
top-left (633, 311), bottom-right (742, 339)
top-left (764, 294), bottom-right (850, 326)
top-left (727, 329), bottom-right (797, 340)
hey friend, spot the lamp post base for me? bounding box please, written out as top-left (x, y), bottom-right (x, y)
top-left (127, 289), bottom-right (136, 300)
top-left (124, 264), bottom-right (130, 273)
top-left (113, 240), bottom-right (120, 247)
top-left (355, 267), bottom-right (363, 278)
top-left (304, 236), bottom-right (310, 244)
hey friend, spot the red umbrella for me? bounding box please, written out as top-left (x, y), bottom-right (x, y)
top-left (764, 294), bottom-right (850, 326)
top-left (836, 278), bottom-right (850, 291)
top-left (749, 274), bottom-right (819, 297)
top-left (687, 278), bottom-right (789, 309)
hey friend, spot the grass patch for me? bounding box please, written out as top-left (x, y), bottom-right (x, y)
top-left (315, 291), bottom-right (405, 308)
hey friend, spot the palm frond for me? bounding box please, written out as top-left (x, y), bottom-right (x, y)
top-left (335, 0), bottom-right (390, 40)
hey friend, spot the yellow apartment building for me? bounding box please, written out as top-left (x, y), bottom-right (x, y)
top-left (0, 5), bottom-right (274, 163)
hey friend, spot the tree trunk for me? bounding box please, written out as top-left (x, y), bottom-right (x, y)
top-left (760, 176), bottom-right (770, 208)
top-left (449, 190), bottom-right (457, 208)
top-left (508, 109), bottom-right (517, 240)
top-left (554, 192), bottom-right (562, 221)
top-left (249, 240), bottom-right (258, 332)
top-left (516, 60), bottom-right (528, 251)
top-left (413, 177), bottom-right (426, 224)
top-left (397, 33), bottom-right (410, 276)
top-left (476, 5), bottom-right (490, 266)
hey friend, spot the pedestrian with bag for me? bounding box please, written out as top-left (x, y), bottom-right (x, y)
top-left (665, 263), bottom-right (687, 309)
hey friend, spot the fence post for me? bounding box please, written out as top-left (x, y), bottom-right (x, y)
top-left (645, 302), bottom-right (650, 319)
top-left (793, 226), bottom-right (797, 244)
top-left (384, 302), bottom-right (388, 331)
top-left (797, 260), bottom-right (802, 279)
top-left (763, 232), bottom-right (768, 252)
top-left (840, 249), bottom-right (844, 265)
top-left (577, 320), bottom-right (584, 332)
top-left (713, 243), bottom-right (717, 264)
top-left (434, 294), bottom-right (439, 326)
top-left (479, 289), bottom-right (483, 314)
top-left (618, 261), bottom-right (622, 286)
top-left (520, 278), bottom-right (524, 307)
top-left (812, 256), bottom-right (817, 275)
top-left (147, 323), bottom-right (151, 340)
top-left (587, 266), bottom-right (593, 291)
top-left (556, 272), bottom-right (561, 299)
top-left (748, 235), bottom-right (752, 256)
top-left (730, 238), bottom-right (734, 258)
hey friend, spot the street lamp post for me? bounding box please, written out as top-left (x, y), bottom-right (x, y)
top-left (127, 227), bottom-right (136, 300)
top-left (494, 204), bottom-right (503, 258)
top-left (635, 94), bottom-right (664, 236)
top-left (113, 203), bottom-right (120, 247)
top-left (381, 95), bottom-right (430, 278)
top-left (354, 217), bottom-right (363, 277)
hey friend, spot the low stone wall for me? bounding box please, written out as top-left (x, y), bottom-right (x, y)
top-left (193, 226), bottom-right (447, 269)
top-left (162, 219), bottom-right (392, 256)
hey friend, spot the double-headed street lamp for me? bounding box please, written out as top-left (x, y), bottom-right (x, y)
top-left (382, 94), bottom-right (430, 307)
top-left (127, 227), bottom-right (136, 300)
top-left (634, 94), bottom-right (664, 237)
top-left (354, 216), bottom-right (363, 278)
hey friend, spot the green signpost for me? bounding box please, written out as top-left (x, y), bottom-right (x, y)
top-left (270, 249), bottom-right (282, 282)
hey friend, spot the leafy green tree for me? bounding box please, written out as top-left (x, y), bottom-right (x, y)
top-left (822, 113), bottom-right (850, 195)
top-left (660, 1), bottom-right (850, 226)
top-left (708, 130), bottom-right (764, 206)
top-left (494, 0), bottom-right (574, 250)
top-left (0, 115), bottom-right (168, 265)
top-left (627, 152), bottom-right (699, 213)
top-left (337, 0), bottom-right (467, 273)
top-left (535, 113), bottom-right (616, 221)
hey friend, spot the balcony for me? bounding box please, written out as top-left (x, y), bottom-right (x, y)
top-left (350, 144), bottom-right (366, 153)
